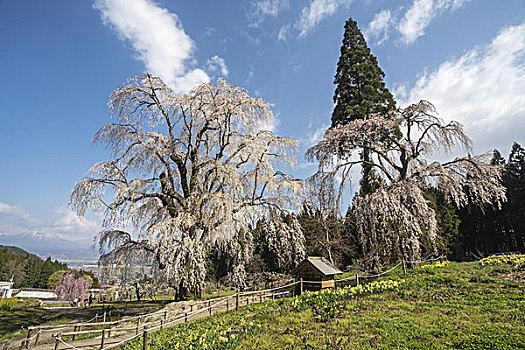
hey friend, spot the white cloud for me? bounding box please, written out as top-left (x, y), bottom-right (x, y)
top-left (398, 0), bottom-right (469, 46)
top-left (396, 22), bottom-right (525, 154)
top-left (51, 208), bottom-right (101, 241)
top-left (365, 0), bottom-right (469, 46)
top-left (0, 202), bottom-right (32, 221)
top-left (307, 122), bottom-right (330, 145)
top-left (278, 25), bottom-right (290, 42)
top-left (364, 9), bottom-right (392, 45)
top-left (207, 55), bottom-right (229, 77)
top-left (256, 112), bottom-right (281, 133)
top-left (245, 65), bottom-right (256, 84)
top-left (295, 0), bottom-right (353, 38)
top-left (204, 26), bottom-right (215, 36)
top-left (248, 0), bottom-right (290, 28)
top-left (94, 0), bottom-right (210, 93)
top-left (0, 202), bottom-right (101, 243)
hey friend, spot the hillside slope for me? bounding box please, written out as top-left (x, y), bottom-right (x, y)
top-left (123, 257), bottom-right (525, 350)
top-left (0, 245), bottom-right (67, 288)
top-left (0, 245), bottom-right (39, 259)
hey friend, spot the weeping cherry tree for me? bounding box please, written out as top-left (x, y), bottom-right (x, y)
top-left (71, 74), bottom-right (306, 299)
top-left (307, 101), bottom-right (506, 269)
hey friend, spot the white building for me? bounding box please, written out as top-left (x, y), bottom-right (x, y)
top-left (0, 281), bottom-right (14, 298)
top-left (15, 290), bottom-right (58, 299)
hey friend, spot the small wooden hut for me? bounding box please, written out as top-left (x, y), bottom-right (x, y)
top-left (292, 256), bottom-right (343, 291)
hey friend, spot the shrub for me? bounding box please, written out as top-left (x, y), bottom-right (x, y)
top-left (0, 298), bottom-right (18, 311)
top-left (479, 254), bottom-right (525, 270)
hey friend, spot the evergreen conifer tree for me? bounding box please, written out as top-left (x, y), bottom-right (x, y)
top-left (331, 17), bottom-right (395, 195)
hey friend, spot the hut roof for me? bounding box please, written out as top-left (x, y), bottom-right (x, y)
top-left (293, 256), bottom-right (343, 276)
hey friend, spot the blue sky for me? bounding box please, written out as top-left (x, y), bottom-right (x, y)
top-left (1, 0), bottom-right (524, 244)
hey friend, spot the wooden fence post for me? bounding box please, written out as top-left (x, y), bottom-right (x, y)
top-left (103, 311), bottom-right (107, 323)
top-left (164, 311), bottom-right (167, 321)
top-left (190, 304), bottom-right (193, 312)
top-left (300, 278), bottom-right (303, 295)
top-left (108, 323), bottom-right (113, 338)
top-left (100, 329), bottom-right (106, 349)
top-left (142, 330), bottom-right (148, 350)
top-left (260, 292), bottom-right (263, 303)
top-left (35, 331), bottom-right (40, 345)
top-left (25, 329), bottom-right (31, 349)
top-left (72, 326), bottom-right (78, 341)
top-left (356, 274), bottom-right (359, 286)
top-left (160, 319), bottom-right (163, 329)
top-left (54, 336), bottom-right (60, 350)
top-left (402, 260), bottom-right (407, 274)
top-left (226, 298), bottom-right (229, 312)
top-left (235, 291), bottom-right (239, 310)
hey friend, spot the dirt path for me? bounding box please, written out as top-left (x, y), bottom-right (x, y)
top-left (2, 303), bottom-right (167, 350)
top-left (25, 293), bottom-right (278, 350)
top-left (31, 311), bottom-right (213, 350)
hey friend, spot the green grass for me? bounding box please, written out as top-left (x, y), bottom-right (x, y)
top-left (123, 259), bottom-right (525, 350)
top-left (0, 298), bottom-right (166, 344)
top-left (0, 299), bottom-right (75, 342)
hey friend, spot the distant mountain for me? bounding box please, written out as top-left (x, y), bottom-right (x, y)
top-left (0, 231), bottom-right (98, 264)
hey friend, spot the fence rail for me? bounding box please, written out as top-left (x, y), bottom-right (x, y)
top-left (23, 255), bottom-right (445, 350)
top-left (51, 284), bottom-right (297, 350)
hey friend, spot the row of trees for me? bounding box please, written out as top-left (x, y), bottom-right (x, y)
top-left (0, 246), bottom-right (67, 288)
top-left (454, 143), bottom-right (525, 259)
top-left (48, 269), bottom-right (99, 288)
top-left (0, 246), bottom-right (99, 291)
top-left (71, 17), bottom-right (520, 299)
top-left (300, 143), bottom-right (523, 268)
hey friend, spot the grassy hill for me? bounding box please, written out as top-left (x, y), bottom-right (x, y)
top-left (0, 245), bottom-right (68, 288)
top-left (0, 245), bottom-right (39, 259)
top-left (124, 256), bottom-right (525, 350)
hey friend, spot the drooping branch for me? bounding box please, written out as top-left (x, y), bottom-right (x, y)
top-left (71, 75), bottom-right (306, 298)
top-left (308, 100), bottom-right (506, 269)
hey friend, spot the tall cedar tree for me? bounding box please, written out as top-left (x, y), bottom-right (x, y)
top-left (332, 17), bottom-right (395, 195)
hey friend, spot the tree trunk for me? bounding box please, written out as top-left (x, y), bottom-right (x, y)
top-left (174, 281), bottom-right (189, 301)
top-left (134, 283), bottom-right (141, 302)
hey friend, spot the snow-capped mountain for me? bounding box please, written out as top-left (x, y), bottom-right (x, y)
top-left (0, 231), bottom-right (98, 263)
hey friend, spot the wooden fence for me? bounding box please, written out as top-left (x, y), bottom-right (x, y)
top-left (48, 281), bottom-right (298, 350)
top-left (19, 256), bottom-right (445, 350)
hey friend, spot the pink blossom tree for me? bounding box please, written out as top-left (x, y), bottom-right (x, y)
top-left (54, 273), bottom-right (92, 305)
